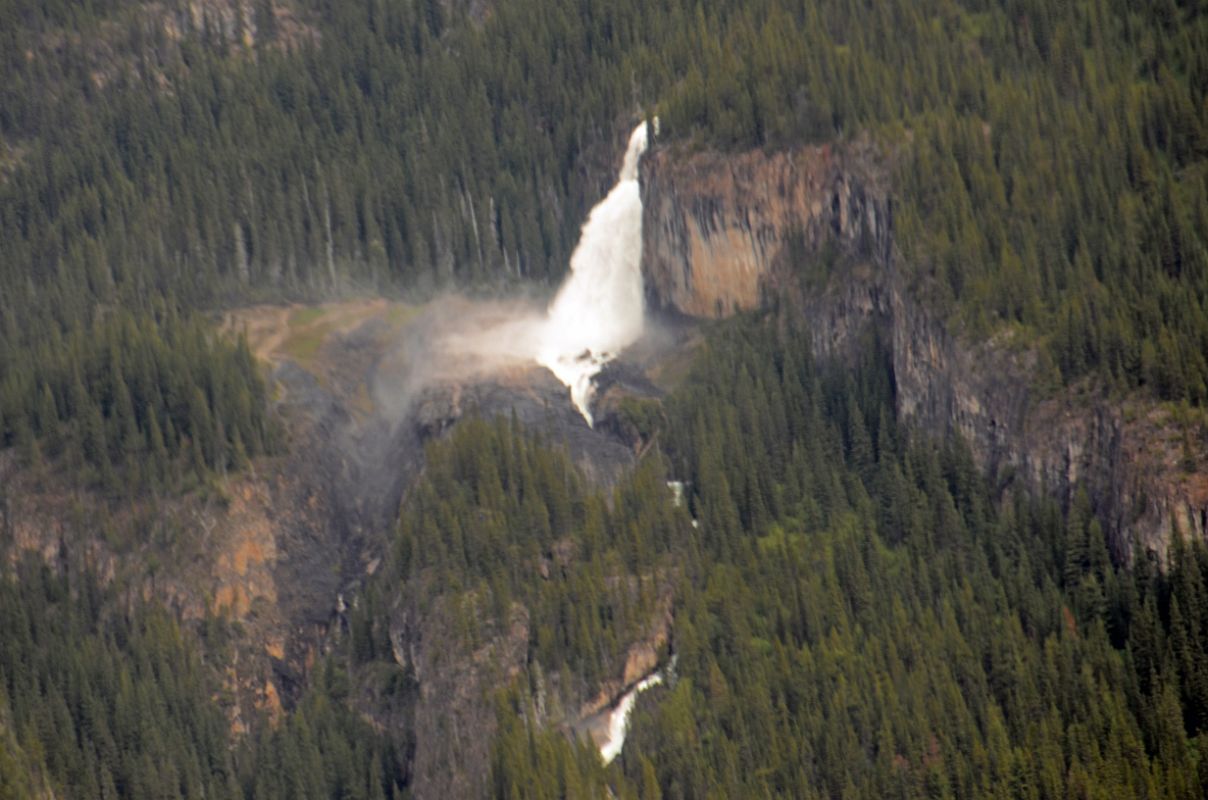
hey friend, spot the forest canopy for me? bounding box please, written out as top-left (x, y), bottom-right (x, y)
top-left (3, 1), bottom-right (1208, 797)
top-left (1, 0), bottom-right (1206, 416)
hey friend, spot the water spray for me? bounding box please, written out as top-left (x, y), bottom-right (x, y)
top-left (536, 120), bottom-right (653, 424)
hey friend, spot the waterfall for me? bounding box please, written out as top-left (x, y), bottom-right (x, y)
top-left (536, 121), bottom-right (651, 424)
top-left (598, 670), bottom-right (664, 764)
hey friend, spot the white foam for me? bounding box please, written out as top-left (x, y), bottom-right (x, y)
top-left (536, 122), bottom-right (651, 424)
top-left (598, 670), bottom-right (664, 764)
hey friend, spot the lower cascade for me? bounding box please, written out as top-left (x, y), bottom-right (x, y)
top-left (596, 657), bottom-right (675, 764)
top-left (536, 121), bottom-right (652, 425)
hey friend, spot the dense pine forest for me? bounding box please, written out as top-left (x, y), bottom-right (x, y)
top-left (467, 315), bottom-right (1208, 798)
top-left (9, 310), bottom-right (1208, 797)
top-left (0, 557), bottom-right (406, 798)
top-left (3, 0), bottom-right (1208, 797)
top-left (0, 309), bottom-right (276, 493)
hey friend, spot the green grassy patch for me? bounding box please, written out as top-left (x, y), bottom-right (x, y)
top-left (383, 303), bottom-right (419, 329)
top-left (289, 307), bottom-right (327, 328)
top-left (282, 308), bottom-right (333, 363)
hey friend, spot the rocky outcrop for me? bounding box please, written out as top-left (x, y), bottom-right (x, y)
top-left (640, 140), bottom-right (1208, 561)
top-left (641, 137), bottom-right (891, 318)
top-left (0, 449), bottom-right (306, 735)
top-left (389, 591), bottom-right (530, 800)
top-left (576, 588), bottom-right (673, 721)
top-left (881, 276), bottom-right (1208, 562)
top-left (386, 568), bottom-right (675, 799)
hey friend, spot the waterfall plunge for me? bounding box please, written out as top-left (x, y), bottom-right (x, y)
top-left (424, 121), bottom-right (652, 426)
top-left (536, 121), bottom-right (651, 425)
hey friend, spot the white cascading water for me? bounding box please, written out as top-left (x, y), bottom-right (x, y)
top-left (598, 670), bottom-right (664, 764)
top-left (536, 121), bottom-right (651, 425)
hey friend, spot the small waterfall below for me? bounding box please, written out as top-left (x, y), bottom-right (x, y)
top-left (594, 655), bottom-right (676, 765)
top-left (598, 671), bottom-right (663, 764)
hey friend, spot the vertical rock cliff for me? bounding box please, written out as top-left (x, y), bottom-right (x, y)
top-left (640, 138), bottom-right (891, 318)
top-left (640, 140), bottom-right (1208, 561)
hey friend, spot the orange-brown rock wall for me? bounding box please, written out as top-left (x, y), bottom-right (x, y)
top-left (640, 138), bottom-right (890, 318)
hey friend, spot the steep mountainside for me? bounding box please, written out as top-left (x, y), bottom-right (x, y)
top-left (0, 297), bottom-right (652, 773)
top-left (641, 140), bottom-right (1208, 561)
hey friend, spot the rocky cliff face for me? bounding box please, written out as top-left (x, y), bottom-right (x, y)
top-left (640, 141), bottom-right (1208, 561)
top-left (2, 296), bottom-right (675, 798)
top-left (641, 138), bottom-right (891, 318)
